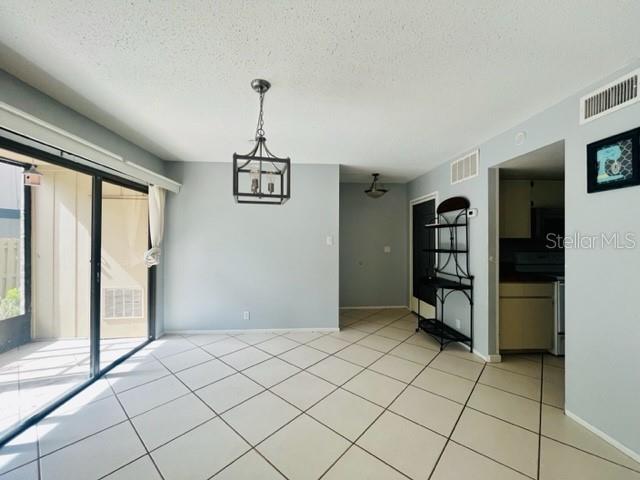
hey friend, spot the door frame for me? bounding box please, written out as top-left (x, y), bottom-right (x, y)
top-left (0, 157), bottom-right (32, 354)
top-left (408, 191), bottom-right (438, 314)
top-left (488, 167), bottom-right (501, 357)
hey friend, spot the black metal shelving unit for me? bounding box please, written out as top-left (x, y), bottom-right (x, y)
top-left (416, 196), bottom-right (474, 351)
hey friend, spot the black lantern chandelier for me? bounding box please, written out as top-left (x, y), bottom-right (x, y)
top-left (233, 79), bottom-right (291, 205)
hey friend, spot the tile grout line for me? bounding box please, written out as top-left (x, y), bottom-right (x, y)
top-left (0, 327), bottom-right (398, 459)
top-left (205, 448), bottom-right (285, 480)
top-left (125, 334), bottom-right (640, 480)
top-left (1, 330), bottom-right (619, 480)
top-left (37, 311), bottom-right (427, 479)
top-left (104, 378), bottom-right (167, 480)
top-left (35, 418), bottom-right (130, 458)
top-left (36, 342), bottom-right (634, 480)
top-left (167, 368), bottom-right (292, 479)
top-left (181, 311), bottom-right (412, 404)
top-left (9, 336), bottom-right (634, 480)
top-left (205, 310), bottom-right (419, 479)
top-left (146, 331), bottom-right (314, 479)
top-left (23, 313), bottom-right (614, 480)
top-left (95, 454), bottom-right (150, 480)
top-left (475, 378), bottom-right (544, 404)
top-left (112, 321), bottom-right (400, 403)
top-left (461, 404), bottom-right (540, 436)
top-left (316, 325), bottom-right (448, 480)
top-left (444, 439), bottom-right (536, 480)
top-left (108, 331), bottom-right (295, 398)
top-left (538, 436), bottom-right (640, 474)
top-left (426, 362), bottom-right (487, 480)
top-left (113, 347), bottom-right (294, 480)
top-left (0, 317), bottom-right (459, 458)
top-left (424, 357), bottom-right (549, 480)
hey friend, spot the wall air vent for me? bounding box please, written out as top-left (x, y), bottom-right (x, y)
top-left (580, 69), bottom-right (639, 124)
top-left (104, 287), bottom-right (143, 319)
top-left (451, 150), bottom-right (479, 185)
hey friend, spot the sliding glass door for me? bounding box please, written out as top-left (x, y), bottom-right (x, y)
top-left (0, 160), bottom-right (28, 438)
top-left (0, 140), bottom-right (154, 446)
top-left (27, 161), bottom-right (93, 420)
top-left (99, 181), bottom-right (149, 367)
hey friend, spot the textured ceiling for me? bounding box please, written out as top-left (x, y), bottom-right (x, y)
top-left (1, 1), bottom-right (639, 182)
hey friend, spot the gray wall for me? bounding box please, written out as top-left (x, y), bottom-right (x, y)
top-left (408, 60), bottom-right (640, 456)
top-left (0, 69), bottom-right (168, 336)
top-left (163, 162), bottom-right (340, 331)
top-left (339, 183), bottom-right (408, 307)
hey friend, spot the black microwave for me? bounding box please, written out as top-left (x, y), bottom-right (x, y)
top-left (531, 208), bottom-right (564, 239)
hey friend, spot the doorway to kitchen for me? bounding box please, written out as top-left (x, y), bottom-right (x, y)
top-left (494, 141), bottom-right (565, 357)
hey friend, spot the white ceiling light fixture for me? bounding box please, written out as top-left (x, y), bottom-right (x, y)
top-left (364, 173), bottom-right (388, 199)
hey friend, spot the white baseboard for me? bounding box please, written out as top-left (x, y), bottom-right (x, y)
top-left (565, 409), bottom-right (640, 463)
top-left (473, 350), bottom-right (502, 363)
top-left (164, 327), bottom-right (339, 335)
top-left (340, 305), bottom-right (408, 310)
top-left (446, 339), bottom-right (499, 363)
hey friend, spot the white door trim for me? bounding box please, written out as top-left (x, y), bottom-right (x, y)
top-left (408, 191), bottom-right (438, 315)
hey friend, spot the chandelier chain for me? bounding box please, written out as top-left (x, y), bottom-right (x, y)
top-left (255, 92), bottom-right (265, 139)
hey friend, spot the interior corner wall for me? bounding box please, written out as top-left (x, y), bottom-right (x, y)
top-left (408, 60), bottom-right (640, 457)
top-left (163, 162), bottom-right (340, 331)
top-left (339, 182), bottom-right (408, 308)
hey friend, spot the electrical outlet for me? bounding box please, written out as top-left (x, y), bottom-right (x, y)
top-left (455, 318), bottom-right (461, 329)
top-left (243, 311), bottom-right (250, 321)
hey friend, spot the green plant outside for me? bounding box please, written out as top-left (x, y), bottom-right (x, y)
top-left (0, 287), bottom-right (21, 320)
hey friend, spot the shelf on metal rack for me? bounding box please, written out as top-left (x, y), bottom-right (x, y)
top-left (419, 275), bottom-right (472, 290)
top-left (418, 317), bottom-right (472, 345)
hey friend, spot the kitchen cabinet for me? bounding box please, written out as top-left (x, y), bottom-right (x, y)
top-left (499, 282), bottom-right (554, 350)
top-left (530, 180), bottom-right (564, 208)
top-left (499, 179), bottom-right (564, 238)
top-left (499, 180), bottom-right (531, 238)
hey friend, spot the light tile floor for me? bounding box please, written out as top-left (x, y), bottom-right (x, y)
top-left (0, 337), bottom-right (145, 440)
top-left (1, 309), bottom-right (639, 479)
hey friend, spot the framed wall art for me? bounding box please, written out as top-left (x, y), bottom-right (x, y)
top-left (587, 127), bottom-right (640, 193)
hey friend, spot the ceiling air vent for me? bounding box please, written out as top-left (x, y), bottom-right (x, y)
top-left (451, 150), bottom-right (479, 185)
top-left (580, 69), bottom-right (639, 124)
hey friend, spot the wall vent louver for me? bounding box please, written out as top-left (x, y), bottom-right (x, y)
top-left (104, 287), bottom-right (143, 319)
top-left (451, 150), bottom-right (479, 185)
top-left (580, 69), bottom-right (639, 124)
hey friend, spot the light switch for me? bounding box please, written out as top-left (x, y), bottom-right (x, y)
top-left (383, 246), bottom-right (391, 253)
top-left (326, 235), bottom-right (334, 246)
